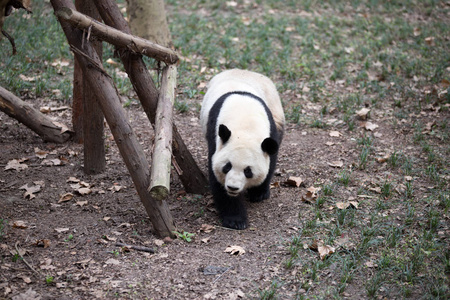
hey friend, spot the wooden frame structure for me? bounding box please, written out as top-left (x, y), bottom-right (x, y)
top-left (0, 0), bottom-right (208, 237)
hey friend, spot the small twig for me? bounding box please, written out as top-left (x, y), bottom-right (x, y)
top-left (87, 24), bottom-right (92, 41)
top-left (1, 29), bottom-right (17, 55)
top-left (69, 45), bottom-right (110, 77)
top-left (115, 242), bottom-right (156, 254)
top-left (171, 157), bottom-right (183, 176)
top-left (212, 266), bottom-right (232, 283)
top-left (14, 241), bottom-right (40, 276)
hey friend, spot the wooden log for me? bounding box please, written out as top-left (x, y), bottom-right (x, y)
top-left (51, 0), bottom-right (175, 238)
top-left (94, 0), bottom-right (209, 194)
top-left (149, 65), bottom-right (176, 200)
top-left (0, 85), bottom-right (72, 143)
top-left (75, 0), bottom-right (106, 175)
top-left (54, 7), bottom-right (178, 65)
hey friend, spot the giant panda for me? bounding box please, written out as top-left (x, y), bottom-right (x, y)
top-left (200, 69), bottom-right (285, 230)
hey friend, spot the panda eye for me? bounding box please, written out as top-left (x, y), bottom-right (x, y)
top-left (222, 162), bottom-right (232, 174)
top-left (244, 166), bottom-right (253, 178)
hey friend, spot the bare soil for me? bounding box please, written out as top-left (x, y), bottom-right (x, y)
top-left (0, 89), bottom-right (448, 299)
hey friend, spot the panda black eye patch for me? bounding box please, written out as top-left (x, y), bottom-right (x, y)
top-left (244, 166), bottom-right (253, 178)
top-left (222, 162), bottom-right (232, 174)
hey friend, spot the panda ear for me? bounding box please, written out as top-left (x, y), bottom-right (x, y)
top-left (261, 138), bottom-right (279, 155)
top-left (219, 124), bottom-right (231, 144)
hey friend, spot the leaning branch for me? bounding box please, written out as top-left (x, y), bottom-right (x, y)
top-left (54, 7), bottom-right (178, 65)
top-left (0, 85), bottom-right (72, 143)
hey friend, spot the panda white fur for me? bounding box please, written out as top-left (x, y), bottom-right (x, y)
top-left (200, 69), bottom-right (285, 229)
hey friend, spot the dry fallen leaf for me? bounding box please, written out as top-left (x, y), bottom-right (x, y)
top-left (58, 193), bottom-right (74, 203)
top-left (76, 200), bottom-right (88, 207)
top-left (224, 245), bottom-right (245, 255)
top-left (363, 121), bottom-right (379, 131)
top-left (197, 82), bottom-right (207, 89)
top-left (109, 185), bottom-right (124, 193)
top-left (302, 191), bottom-right (316, 204)
top-left (365, 261), bottom-right (378, 268)
top-left (77, 187), bottom-right (92, 195)
top-left (34, 239), bottom-right (51, 248)
top-left (318, 244), bottom-right (336, 260)
top-left (329, 131), bottom-right (341, 137)
top-left (41, 158), bottom-right (63, 166)
top-left (5, 159), bottom-right (28, 171)
top-left (328, 161), bottom-right (343, 168)
top-left (200, 224), bottom-right (215, 233)
top-left (404, 176), bottom-right (413, 181)
top-left (376, 154), bottom-right (390, 163)
top-left (12, 220), bottom-right (28, 229)
top-left (67, 177), bottom-right (79, 183)
top-left (154, 239), bottom-right (164, 247)
top-left (55, 227), bottom-right (70, 233)
top-left (285, 176), bottom-right (304, 187)
top-left (19, 74), bottom-right (39, 82)
top-left (336, 201), bottom-right (359, 210)
top-left (19, 183), bottom-right (42, 199)
top-left (40, 258), bottom-right (56, 270)
top-left (34, 148), bottom-right (49, 159)
top-left (355, 107), bottom-right (370, 120)
top-left (336, 202), bottom-right (350, 210)
top-left (349, 201), bottom-right (359, 209)
top-left (105, 258), bottom-right (121, 265)
top-left (424, 36), bottom-right (435, 46)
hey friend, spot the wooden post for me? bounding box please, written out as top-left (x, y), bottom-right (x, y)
top-left (0, 86), bottom-right (72, 143)
top-left (149, 65), bottom-right (176, 200)
top-left (94, 0), bottom-right (209, 194)
top-left (51, 0), bottom-right (175, 237)
top-left (75, 0), bottom-right (105, 174)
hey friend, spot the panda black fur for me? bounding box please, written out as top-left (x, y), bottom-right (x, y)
top-left (200, 69), bottom-right (285, 229)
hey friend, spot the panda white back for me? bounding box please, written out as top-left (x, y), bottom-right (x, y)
top-left (200, 69), bottom-right (285, 136)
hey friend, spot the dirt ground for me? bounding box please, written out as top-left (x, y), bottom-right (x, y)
top-left (0, 84), bottom-right (448, 300)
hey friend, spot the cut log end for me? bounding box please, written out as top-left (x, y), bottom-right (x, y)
top-left (149, 185), bottom-right (169, 201)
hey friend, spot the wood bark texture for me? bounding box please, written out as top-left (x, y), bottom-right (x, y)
top-left (149, 65), bottom-right (176, 200)
top-left (51, 0), bottom-right (175, 238)
top-left (55, 7), bottom-right (178, 65)
top-left (75, 0), bottom-right (105, 174)
top-left (0, 86), bottom-right (72, 143)
top-left (94, 0), bottom-right (209, 194)
top-left (127, 0), bottom-right (173, 48)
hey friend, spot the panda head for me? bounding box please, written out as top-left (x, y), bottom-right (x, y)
top-left (212, 124), bottom-right (279, 197)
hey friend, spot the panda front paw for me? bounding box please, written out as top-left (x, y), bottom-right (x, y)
top-left (248, 189), bottom-right (270, 203)
top-left (222, 215), bottom-right (248, 230)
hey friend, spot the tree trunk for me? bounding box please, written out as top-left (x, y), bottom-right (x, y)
top-left (51, 0), bottom-right (175, 238)
top-left (0, 85), bottom-right (72, 143)
top-left (75, 0), bottom-right (105, 175)
top-left (126, 0), bottom-right (173, 48)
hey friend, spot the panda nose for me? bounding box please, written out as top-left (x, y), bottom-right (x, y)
top-left (227, 186), bottom-right (239, 192)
